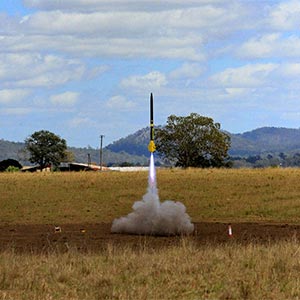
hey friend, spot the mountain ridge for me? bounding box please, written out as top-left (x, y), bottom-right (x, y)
top-left (230, 126), bottom-right (300, 155)
top-left (107, 126), bottom-right (300, 157)
top-left (2, 126), bottom-right (300, 166)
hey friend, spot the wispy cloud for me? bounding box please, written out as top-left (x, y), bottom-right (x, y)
top-left (50, 92), bottom-right (80, 106)
top-left (238, 33), bottom-right (300, 59)
top-left (210, 63), bottom-right (278, 88)
top-left (0, 89), bottom-right (31, 104)
top-left (169, 63), bottom-right (204, 79)
top-left (0, 53), bottom-right (85, 88)
top-left (2, 0), bottom-right (300, 145)
top-left (68, 116), bottom-right (96, 128)
top-left (268, 0), bottom-right (300, 30)
top-left (23, 0), bottom-right (238, 14)
top-left (121, 71), bottom-right (167, 91)
top-left (106, 95), bottom-right (135, 110)
top-left (0, 107), bottom-right (33, 115)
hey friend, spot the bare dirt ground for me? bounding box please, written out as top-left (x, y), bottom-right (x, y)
top-left (0, 222), bottom-right (299, 253)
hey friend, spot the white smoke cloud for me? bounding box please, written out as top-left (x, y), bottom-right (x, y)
top-left (111, 154), bottom-right (194, 236)
top-left (111, 188), bottom-right (194, 235)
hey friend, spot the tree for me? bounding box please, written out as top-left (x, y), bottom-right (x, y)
top-left (61, 150), bottom-right (75, 163)
top-left (155, 113), bottom-right (231, 168)
top-left (25, 130), bottom-right (67, 170)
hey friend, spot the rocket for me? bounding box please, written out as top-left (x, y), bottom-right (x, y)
top-left (148, 93), bottom-right (156, 153)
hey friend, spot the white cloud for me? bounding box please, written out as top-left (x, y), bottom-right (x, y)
top-left (210, 63), bottom-right (277, 88)
top-left (23, 0), bottom-right (234, 12)
top-left (19, 5), bottom-right (245, 38)
top-left (278, 63), bottom-right (300, 77)
top-left (68, 116), bottom-right (96, 128)
top-left (18, 9), bottom-right (216, 36)
top-left (238, 34), bottom-right (300, 59)
top-left (225, 88), bottom-right (255, 98)
top-left (121, 71), bottom-right (167, 90)
top-left (0, 89), bottom-right (30, 104)
top-left (0, 34), bottom-right (204, 61)
top-left (169, 63), bottom-right (204, 79)
top-left (3, 2), bottom-right (251, 61)
top-left (0, 107), bottom-right (32, 115)
top-left (106, 95), bottom-right (135, 110)
top-left (5, 0), bottom-right (300, 145)
top-left (50, 92), bottom-right (80, 106)
top-left (0, 53), bottom-right (85, 88)
top-left (237, 34), bottom-right (280, 59)
top-left (268, 0), bottom-right (300, 30)
top-left (86, 65), bottom-right (110, 79)
top-left (208, 61), bottom-right (300, 100)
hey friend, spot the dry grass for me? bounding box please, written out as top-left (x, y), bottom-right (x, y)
top-left (0, 171), bottom-right (147, 224)
top-left (1, 168), bottom-right (300, 224)
top-left (1, 239), bottom-right (300, 299)
top-left (159, 168), bottom-right (300, 223)
top-left (2, 169), bottom-right (300, 299)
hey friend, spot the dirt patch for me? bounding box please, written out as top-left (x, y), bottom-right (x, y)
top-left (0, 222), bottom-right (299, 253)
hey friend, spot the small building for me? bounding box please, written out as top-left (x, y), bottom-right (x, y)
top-left (59, 162), bottom-right (106, 172)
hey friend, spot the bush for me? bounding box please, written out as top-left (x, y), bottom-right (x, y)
top-left (0, 159), bottom-right (22, 172)
top-left (5, 166), bottom-right (20, 172)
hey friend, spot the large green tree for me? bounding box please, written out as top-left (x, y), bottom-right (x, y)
top-left (25, 130), bottom-right (67, 170)
top-left (155, 113), bottom-right (231, 168)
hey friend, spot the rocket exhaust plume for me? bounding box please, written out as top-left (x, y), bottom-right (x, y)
top-left (111, 94), bottom-right (194, 236)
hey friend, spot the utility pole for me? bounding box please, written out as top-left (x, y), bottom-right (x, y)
top-left (87, 153), bottom-right (91, 167)
top-left (99, 135), bottom-right (104, 171)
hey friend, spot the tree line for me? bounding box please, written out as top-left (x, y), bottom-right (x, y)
top-left (4, 112), bottom-right (300, 171)
top-left (231, 152), bottom-right (300, 168)
top-left (18, 113), bottom-right (231, 170)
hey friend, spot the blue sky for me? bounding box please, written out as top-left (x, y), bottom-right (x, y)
top-left (1, 0), bottom-right (300, 147)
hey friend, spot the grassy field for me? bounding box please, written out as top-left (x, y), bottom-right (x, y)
top-left (2, 168), bottom-right (300, 299)
top-left (1, 239), bottom-right (300, 299)
top-left (1, 168), bottom-right (300, 224)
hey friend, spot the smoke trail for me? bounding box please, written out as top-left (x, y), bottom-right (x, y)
top-left (111, 153), bottom-right (194, 235)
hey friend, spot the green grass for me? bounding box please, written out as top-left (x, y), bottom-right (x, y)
top-left (1, 168), bottom-right (300, 224)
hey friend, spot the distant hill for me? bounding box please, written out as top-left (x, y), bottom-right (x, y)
top-left (106, 126), bottom-right (300, 157)
top-left (229, 127), bottom-right (300, 156)
top-left (106, 127), bottom-right (150, 157)
top-left (3, 126), bottom-right (300, 166)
